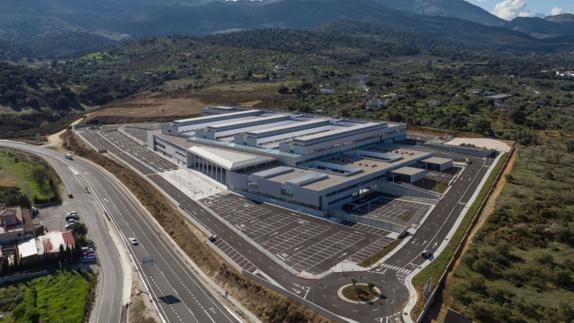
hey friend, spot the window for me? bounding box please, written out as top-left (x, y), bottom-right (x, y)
top-left (247, 178), bottom-right (258, 189)
top-left (281, 187), bottom-right (293, 197)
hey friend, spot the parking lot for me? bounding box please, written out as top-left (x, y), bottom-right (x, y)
top-left (346, 193), bottom-right (431, 227)
top-left (212, 238), bottom-right (257, 273)
top-left (202, 194), bottom-right (394, 274)
top-left (98, 129), bottom-right (177, 173)
top-left (122, 124), bottom-right (160, 145)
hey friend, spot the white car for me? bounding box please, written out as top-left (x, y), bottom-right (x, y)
top-left (128, 237), bottom-right (139, 245)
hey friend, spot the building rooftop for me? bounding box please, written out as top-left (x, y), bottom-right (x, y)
top-left (18, 239), bottom-right (37, 258)
top-left (422, 157), bottom-right (453, 164)
top-left (391, 166), bottom-right (426, 176)
top-left (189, 145), bottom-right (275, 171)
top-left (261, 146), bottom-right (431, 191)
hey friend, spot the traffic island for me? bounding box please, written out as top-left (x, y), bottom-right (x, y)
top-left (338, 283), bottom-right (381, 304)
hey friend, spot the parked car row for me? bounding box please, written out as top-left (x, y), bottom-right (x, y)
top-left (65, 211), bottom-right (81, 229)
top-left (81, 240), bottom-right (96, 263)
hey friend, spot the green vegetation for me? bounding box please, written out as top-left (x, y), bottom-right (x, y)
top-left (2, 26), bottom-right (574, 139)
top-left (341, 284), bottom-right (380, 302)
top-left (83, 52), bottom-right (105, 61)
top-left (412, 151), bottom-right (509, 317)
top-left (0, 148), bottom-right (61, 205)
top-left (444, 141), bottom-right (574, 322)
top-left (0, 270), bottom-right (94, 323)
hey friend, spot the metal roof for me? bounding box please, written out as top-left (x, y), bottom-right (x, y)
top-left (253, 166), bottom-right (294, 178)
top-left (391, 166), bottom-right (426, 176)
top-left (189, 146), bottom-right (275, 171)
top-left (421, 157), bottom-right (453, 165)
top-left (246, 119), bottom-right (329, 137)
top-left (293, 122), bottom-right (386, 145)
top-left (286, 172), bottom-right (329, 186)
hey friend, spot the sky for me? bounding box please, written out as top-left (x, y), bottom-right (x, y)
top-left (467, 0), bottom-right (574, 20)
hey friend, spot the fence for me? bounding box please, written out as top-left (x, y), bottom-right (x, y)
top-left (0, 270), bottom-right (47, 285)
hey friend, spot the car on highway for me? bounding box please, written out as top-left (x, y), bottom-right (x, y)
top-left (128, 237), bottom-right (139, 245)
top-left (208, 234), bottom-right (218, 242)
top-left (65, 153), bottom-right (74, 160)
top-left (421, 249), bottom-right (433, 259)
top-left (66, 211), bottom-right (79, 217)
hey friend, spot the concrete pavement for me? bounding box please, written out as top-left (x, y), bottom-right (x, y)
top-left (0, 141), bottom-right (128, 323)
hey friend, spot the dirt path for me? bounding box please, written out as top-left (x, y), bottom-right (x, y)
top-left (430, 148), bottom-right (518, 322)
top-left (85, 94), bottom-right (206, 123)
top-left (46, 118), bottom-right (84, 146)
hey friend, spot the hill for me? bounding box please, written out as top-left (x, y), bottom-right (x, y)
top-left (0, 0), bottom-right (570, 60)
top-left (373, 0), bottom-right (505, 27)
top-left (506, 15), bottom-right (574, 39)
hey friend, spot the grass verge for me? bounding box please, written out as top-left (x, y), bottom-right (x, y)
top-left (65, 131), bottom-right (332, 323)
top-left (0, 269), bottom-right (95, 323)
top-left (410, 151), bottom-right (510, 319)
top-left (0, 148), bottom-right (62, 204)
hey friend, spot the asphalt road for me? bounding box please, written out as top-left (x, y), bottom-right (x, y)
top-left (82, 130), bottom-right (495, 322)
top-left (0, 141), bottom-right (239, 323)
top-left (0, 141), bottom-right (126, 323)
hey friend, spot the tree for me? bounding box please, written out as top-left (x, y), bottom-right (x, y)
top-left (72, 222), bottom-right (88, 237)
top-left (277, 86), bottom-right (290, 95)
top-left (472, 117), bottom-right (493, 135)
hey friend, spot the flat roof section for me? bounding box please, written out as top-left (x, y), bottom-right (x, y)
top-left (286, 172), bottom-right (329, 186)
top-left (293, 122), bottom-right (386, 145)
top-left (391, 166), bottom-right (426, 176)
top-left (355, 150), bottom-right (403, 163)
top-left (214, 120), bottom-right (296, 140)
top-left (246, 119), bottom-right (330, 137)
top-left (207, 114), bottom-right (290, 131)
top-left (189, 145), bottom-right (275, 171)
top-left (422, 157), bottom-right (453, 165)
top-left (253, 166), bottom-right (294, 178)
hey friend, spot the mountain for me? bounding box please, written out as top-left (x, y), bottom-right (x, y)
top-left (0, 0), bottom-right (570, 59)
top-left (505, 15), bottom-right (574, 39)
top-left (372, 0), bottom-right (505, 27)
top-left (545, 13), bottom-right (574, 24)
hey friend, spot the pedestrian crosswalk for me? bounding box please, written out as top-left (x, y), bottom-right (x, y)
top-left (374, 263), bottom-right (420, 285)
top-left (375, 263), bottom-right (412, 274)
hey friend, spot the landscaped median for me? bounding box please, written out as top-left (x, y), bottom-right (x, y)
top-left (410, 150), bottom-right (511, 320)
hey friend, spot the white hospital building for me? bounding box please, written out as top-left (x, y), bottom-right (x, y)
top-left (148, 107), bottom-right (452, 217)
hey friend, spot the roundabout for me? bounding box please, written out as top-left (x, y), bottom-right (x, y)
top-left (337, 283), bottom-right (381, 304)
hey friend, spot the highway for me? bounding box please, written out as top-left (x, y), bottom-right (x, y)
top-left (0, 141), bottom-right (239, 323)
top-left (81, 129), bottom-right (495, 322)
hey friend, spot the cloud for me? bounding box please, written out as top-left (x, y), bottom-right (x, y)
top-left (493, 0), bottom-right (533, 20)
top-left (550, 7), bottom-right (563, 16)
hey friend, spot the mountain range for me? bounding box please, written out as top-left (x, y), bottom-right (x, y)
top-left (0, 0), bottom-right (573, 59)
